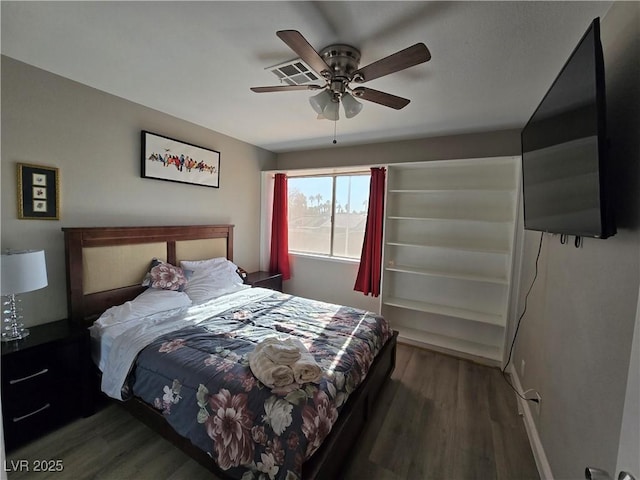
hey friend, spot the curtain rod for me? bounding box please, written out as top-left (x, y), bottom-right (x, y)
top-left (286, 170), bottom-right (369, 179)
top-left (267, 166), bottom-right (386, 179)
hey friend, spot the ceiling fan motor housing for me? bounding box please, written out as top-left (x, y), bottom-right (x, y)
top-left (320, 44), bottom-right (361, 98)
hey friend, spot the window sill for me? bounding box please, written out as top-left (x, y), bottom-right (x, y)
top-left (289, 252), bottom-right (360, 266)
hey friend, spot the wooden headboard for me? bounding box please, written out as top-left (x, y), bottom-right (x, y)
top-left (62, 225), bottom-right (234, 325)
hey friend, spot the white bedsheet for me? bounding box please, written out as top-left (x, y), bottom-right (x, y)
top-left (93, 287), bottom-right (274, 400)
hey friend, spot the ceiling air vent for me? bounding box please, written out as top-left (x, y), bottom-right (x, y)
top-left (268, 58), bottom-right (319, 86)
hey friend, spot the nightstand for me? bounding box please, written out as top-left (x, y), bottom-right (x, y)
top-left (1, 319), bottom-right (91, 451)
top-left (244, 271), bottom-right (283, 292)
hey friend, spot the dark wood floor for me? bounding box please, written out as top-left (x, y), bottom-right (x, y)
top-left (5, 343), bottom-right (539, 480)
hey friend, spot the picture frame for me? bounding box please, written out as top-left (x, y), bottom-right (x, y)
top-left (141, 131), bottom-right (220, 188)
top-left (17, 163), bottom-right (60, 220)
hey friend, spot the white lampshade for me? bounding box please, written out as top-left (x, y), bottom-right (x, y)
top-left (309, 90), bottom-right (332, 115)
top-left (342, 92), bottom-right (363, 118)
top-left (1, 250), bottom-right (48, 295)
top-left (323, 100), bottom-right (340, 121)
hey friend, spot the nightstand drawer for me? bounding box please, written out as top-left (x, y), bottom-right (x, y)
top-left (4, 363), bottom-right (52, 388)
top-left (2, 360), bottom-right (65, 451)
top-left (3, 348), bottom-right (53, 381)
top-left (1, 319), bottom-right (91, 451)
top-left (3, 365), bottom-right (54, 408)
top-left (4, 393), bottom-right (54, 424)
top-left (3, 400), bottom-right (57, 451)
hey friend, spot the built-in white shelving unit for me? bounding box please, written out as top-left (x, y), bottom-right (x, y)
top-left (382, 157), bottom-right (520, 365)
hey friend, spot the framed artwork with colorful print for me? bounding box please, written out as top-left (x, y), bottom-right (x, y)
top-left (17, 163), bottom-right (60, 220)
top-left (141, 130), bottom-right (220, 188)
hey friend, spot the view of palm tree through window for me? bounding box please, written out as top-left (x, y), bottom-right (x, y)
top-left (288, 174), bottom-right (370, 258)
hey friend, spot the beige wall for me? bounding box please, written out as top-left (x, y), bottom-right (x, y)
top-left (1, 56), bottom-right (277, 326)
top-left (513, 3), bottom-right (640, 478)
top-left (276, 128), bottom-right (521, 171)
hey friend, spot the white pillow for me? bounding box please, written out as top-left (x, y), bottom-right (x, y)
top-left (180, 258), bottom-right (246, 303)
top-left (180, 258), bottom-right (243, 283)
top-left (94, 288), bottom-right (192, 329)
top-left (180, 257), bottom-right (228, 272)
top-left (184, 280), bottom-right (249, 303)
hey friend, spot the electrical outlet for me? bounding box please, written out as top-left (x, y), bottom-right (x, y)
top-left (520, 359), bottom-right (526, 378)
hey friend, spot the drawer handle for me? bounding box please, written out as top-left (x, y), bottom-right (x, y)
top-left (9, 368), bottom-right (49, 385)
top-left (13, 403), bottom-right (51, 423)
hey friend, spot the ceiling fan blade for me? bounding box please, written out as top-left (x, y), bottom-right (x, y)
top-left (250, 85), bottom-right (323, 93)
top-left (353, 43), bottom-right (431, 83)
top-left (276, 30), bottom-right (332, 78)
top-left (352, 87), bottom-right (410, 110)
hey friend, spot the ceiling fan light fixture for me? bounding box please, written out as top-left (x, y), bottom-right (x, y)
top-left (309, 90), bottom-right (331, 115)
top-left (342, 92), bottom-right (363, 118)
top-left (254, 31), bottom-right (430, 121)
top-left (323, 100), bottom-right (340, 121)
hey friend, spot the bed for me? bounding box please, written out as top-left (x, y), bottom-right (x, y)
top-left (62, 224), bottom-right (398, 480)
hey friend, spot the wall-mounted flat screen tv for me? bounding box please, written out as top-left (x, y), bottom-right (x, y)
top-left (521, 17), bottom-right (615, 239)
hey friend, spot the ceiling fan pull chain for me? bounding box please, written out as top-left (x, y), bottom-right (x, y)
top-left (333, 120), bottom-right (337, 144)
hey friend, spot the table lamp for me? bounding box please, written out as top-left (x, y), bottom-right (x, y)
top-left (1, 249), bottom-right (48, 341)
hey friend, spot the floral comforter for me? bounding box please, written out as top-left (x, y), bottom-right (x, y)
top-left (128, 290), bottom-right (392, 480)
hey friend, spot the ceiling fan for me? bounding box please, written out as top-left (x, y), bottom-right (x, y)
top-left (250, 30), bottom-right (431, 120)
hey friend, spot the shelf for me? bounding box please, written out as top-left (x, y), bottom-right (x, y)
top-left (383, 157), bottom-right (519, 365)
top-left (385, 241), bottom-right (509, 255)
top-left (390, 157), bottom-right (517, 170)
top-left (387, 215), bottom-right (513, 225)
top-left (387, 158), bottom-right (518, 192)
top-left (395, 326), bottom-right (502, 363)
top-left (385, 264), bottom-right (508, 285)
top-left (388, 188), bottom-right (516, 194)
top-left (382, 296), bottom-right (505, 327)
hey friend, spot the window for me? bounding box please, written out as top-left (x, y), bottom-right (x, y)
top-left (288, 173), bottom-right (370, 259)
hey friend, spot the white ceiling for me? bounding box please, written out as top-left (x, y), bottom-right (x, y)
top-left (1, 1), bottom-right (612, 153)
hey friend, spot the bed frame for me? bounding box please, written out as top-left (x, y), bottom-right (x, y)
top-left (62, 224), bottom-right (397, 479)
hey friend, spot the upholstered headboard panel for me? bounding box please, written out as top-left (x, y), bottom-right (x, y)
top-left (82, 243), bottom-right (167, 294)
top-left (175, 238), bottom-right (228, 264)
top-left (62, 225), bottom-right (234, 324)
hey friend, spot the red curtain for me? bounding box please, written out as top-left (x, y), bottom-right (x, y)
top-left (269, 173), bottom-right (291, 281)
top-left (354, 167), bottom-right (386, 296)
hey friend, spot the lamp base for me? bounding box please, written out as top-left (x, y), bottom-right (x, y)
top-left (1, 326), bottom-right (30, 342)
top-left (2, 294), bottom-right (30, 342)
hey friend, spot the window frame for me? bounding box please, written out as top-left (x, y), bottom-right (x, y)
top-left (287, 170), bottom-right (370, 260)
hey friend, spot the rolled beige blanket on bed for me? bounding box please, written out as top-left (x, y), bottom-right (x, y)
top-left (260, 337), bottom-right (302, 365)
top-left (248, 350), bottom-right (295, 388)
top-left (289, 338), bottom-right (322, 384)
top-left (249, 336), bottom-right (322, 387)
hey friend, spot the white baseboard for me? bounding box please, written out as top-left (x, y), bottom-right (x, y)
top-left (507, 364), bottom-right (554, 480)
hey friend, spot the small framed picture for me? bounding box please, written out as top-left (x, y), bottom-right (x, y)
top-left (17, 163), bottom-right (60, 220)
